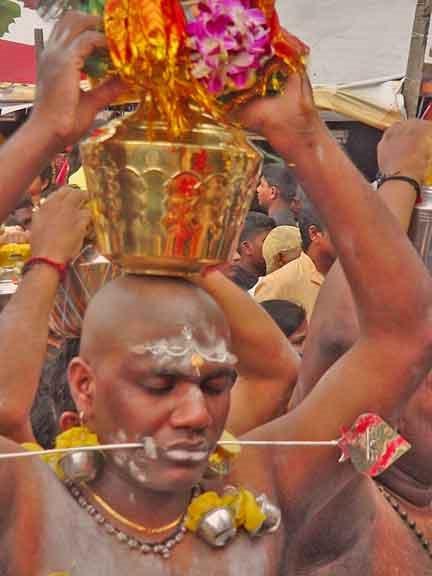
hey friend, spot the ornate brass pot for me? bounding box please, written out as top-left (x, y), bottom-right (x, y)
top-left (80, 115), bottom-right (262, 276)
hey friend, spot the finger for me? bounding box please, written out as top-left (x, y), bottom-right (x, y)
top-left (234, 97), bottom-right (269, 132)
top-left (42, 186), bottom-right (71, 204)
top-left (49, 11), bottom-right (102, 47)
top-left (64, 187), bottom-right (90, 208)
top-left (80, 77), bottom-right (127, 114)
top-left (80, 209), bottom-right (93, 229)
top-left (68, 31), bottom-right (107, 67)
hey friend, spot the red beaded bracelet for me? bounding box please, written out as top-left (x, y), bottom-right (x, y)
top-left (22, 257), bottom-right (69, 282)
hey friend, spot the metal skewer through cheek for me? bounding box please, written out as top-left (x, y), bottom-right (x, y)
top-left (0, 439), bottom-right (340, 462)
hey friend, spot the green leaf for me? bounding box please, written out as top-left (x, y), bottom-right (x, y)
top-left (87, 0), bottom-right (104, 15)
top-left (0, 0), bottom-right (21, 37)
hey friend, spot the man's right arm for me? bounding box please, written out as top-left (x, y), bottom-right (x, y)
top-left (0, 187), bottom-right (90, 444)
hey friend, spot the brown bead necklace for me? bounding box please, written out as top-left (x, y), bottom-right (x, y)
top-left (377, 484), bottom-right (432, 560)
top-left (66, 481), bottom-right (200, 559)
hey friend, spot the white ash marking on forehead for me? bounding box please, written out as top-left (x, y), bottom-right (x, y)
top-left (129, 324), bottom-right (237, 366)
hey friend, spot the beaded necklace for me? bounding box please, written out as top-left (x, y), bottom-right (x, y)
top-left (377, 484), bottom-right (432, 560)
top-left (67, 481), bottom-right (199, 559)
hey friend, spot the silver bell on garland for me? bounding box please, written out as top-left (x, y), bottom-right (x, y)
top-left (255, 494), bottom-right (282, 535)
top-left (59, 450), bottom-right (105, 483)
top-left (197, 507), bottom-right (237, 548)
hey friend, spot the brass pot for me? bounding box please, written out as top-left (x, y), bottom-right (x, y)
top-left (80, 115), bottom-right (262, 276)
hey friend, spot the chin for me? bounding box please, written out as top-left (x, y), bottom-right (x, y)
top-left (126, 460), bottom-right (207, 493)
top-left (150, 462), bottom-right (208, 493)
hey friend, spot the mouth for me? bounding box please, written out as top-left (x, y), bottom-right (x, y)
top-left (163, 449), bottom-right (210, 464)
top-left (161, 441), bottom-right (211, 464)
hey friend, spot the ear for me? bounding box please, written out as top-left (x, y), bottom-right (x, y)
top-left (270, 185), bottom-right (279, 200)
top-left (68, 357), bottom-right (96, 422)
top-left (240, 240), bottom-right (252, 256)
top-left (308, 225), bottom-right (321, 243)
top-left (59, 411), bottom-right (80, 432)
top-left (275, 252), bottom-right (285, 269)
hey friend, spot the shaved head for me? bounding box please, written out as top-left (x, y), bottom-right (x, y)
top-left (80, 275), bottom-right (230, 363)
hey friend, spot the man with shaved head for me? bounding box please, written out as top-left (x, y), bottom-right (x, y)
top-left (2, 12), bottom-right (432, 576)
top-left (71, 276), bottom-right (235, 496)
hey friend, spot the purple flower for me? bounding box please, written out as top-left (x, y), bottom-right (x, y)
top-left (187, 0), bottom-right (273, 96)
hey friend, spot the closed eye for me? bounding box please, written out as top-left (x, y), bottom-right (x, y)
top-left (140, 374), bottom-right (176, 394)
top-left (201, 371), bottom-right (236, 396)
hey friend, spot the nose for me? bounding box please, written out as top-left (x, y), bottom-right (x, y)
top-left (171, 384), bottom-right (212, 431)
top-left (231, 250), bottom-right (241, 264)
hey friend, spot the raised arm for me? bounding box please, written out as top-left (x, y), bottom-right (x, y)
top-left (237, 76), bottom-right (432, 525)
top-left (292, 127), bottom-right (422, 407)
top-left (195, 270), bottom-right (299, 435)
top-left (0, 12), bottom-right (123, 223)
top-left (0, 187), bottom-right (90, 443)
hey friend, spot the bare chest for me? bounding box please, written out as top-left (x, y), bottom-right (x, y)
top-left (31, 479), bottom-right (286, 576)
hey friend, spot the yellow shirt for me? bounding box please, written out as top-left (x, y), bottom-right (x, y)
top-left (68, 167), bottom-right (87, 190)
top-left (254, 252), bottom-right (323, 321)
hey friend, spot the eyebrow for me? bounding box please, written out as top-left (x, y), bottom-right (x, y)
top-left (151, 366), bottom-right (237, 382)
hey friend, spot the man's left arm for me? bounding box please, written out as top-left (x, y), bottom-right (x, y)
top-left (195, 271), bottom-right (299, 435)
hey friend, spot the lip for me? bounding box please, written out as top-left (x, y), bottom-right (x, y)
top-left (163, 449), bottom-right (210, 464)
top-left (161, 440), bottom-right (211, 464)
top-left (163, 441), bottom-right (210, 452)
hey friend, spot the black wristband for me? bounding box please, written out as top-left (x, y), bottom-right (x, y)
top-left (376, 174), bottom-right (422, 201)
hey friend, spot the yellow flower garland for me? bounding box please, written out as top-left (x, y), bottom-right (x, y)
top-left (184, 488), bottom-right (266, 534)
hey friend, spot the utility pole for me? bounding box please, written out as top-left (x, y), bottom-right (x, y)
top-left (403, 0), bottom-right (432, 118)
top-left (34, 28), bottom-right (44, 64)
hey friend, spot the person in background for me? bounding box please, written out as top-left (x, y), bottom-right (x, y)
top-left (5, 196), bottom-right (34, 231)
top-left (254, 206), bottom-right (336, 320)
top-left (263, 225), bottom-right (302, 274)
top-left (0, 224), bottom-right (29, 245)
top-left (257, 163), bottom-right (301, 226)
top-left (28, 164), bottom-right (53, 206)
top-left (226, 211), bottom-right (275, 291)
top-left (249, 225), bottom-right (302, 296)
top-left (31, 338), bottom-right (81, 448)
top-left (4, 165), bottom-right (54, 232)
top-left (260, 299), bottom-right (307, 356)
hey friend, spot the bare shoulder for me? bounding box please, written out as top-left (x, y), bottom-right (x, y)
top-left (0, 436), bottom-right (50, 525)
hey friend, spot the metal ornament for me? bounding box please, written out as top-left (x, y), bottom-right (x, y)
top-left (197, 507), bottom-right (237, 548)
top-left (50, 244), bottom-right (121, 340)
top-left (255, 494), bottom-right (282, 534)
top-left (338, 414), bottom-right (411, 476)
top-left (409, 185), bottom-right (432, 273)
top-left (59, 450), bottom-right (104, 483)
